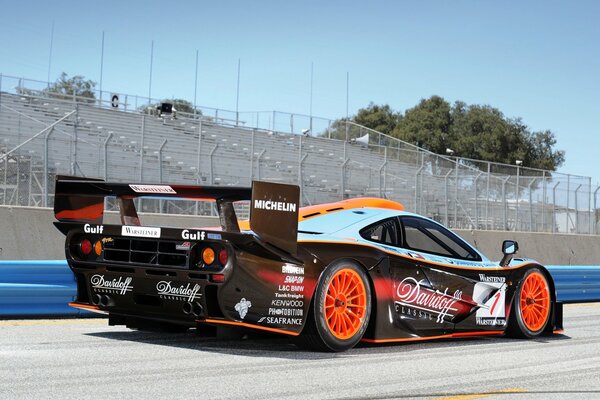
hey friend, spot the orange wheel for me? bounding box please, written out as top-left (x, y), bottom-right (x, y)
top-left (323, 268), bottom-right (368, 340)
top-left (519, 271), bottom-right (550, 332)
top-left (506, 268), bottom-right (552, 338)
top-left (296, 260), bottom-right (371, 352)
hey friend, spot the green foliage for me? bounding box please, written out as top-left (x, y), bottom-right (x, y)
top-left (330, 96), bottom-right (565, 172)
top-left (45, 72), bottom-right (96, 102)
top-left (393, 96), bottom-right (453, 154)
top-left (354, 103), bottom-right (402, 136)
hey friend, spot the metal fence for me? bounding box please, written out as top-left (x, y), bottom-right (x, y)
top-left (0, 74), bottom-right (597, 234)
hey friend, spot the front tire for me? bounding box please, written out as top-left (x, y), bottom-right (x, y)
top-left (297, 260), bottom-right (371, 352)
top-left (506, 268), bottom-right (551, 338)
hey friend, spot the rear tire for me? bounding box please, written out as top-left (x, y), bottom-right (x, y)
top-left (296, 260), bottom-right (371, 352)
top-left (506, 268), bottom-right (551, 338)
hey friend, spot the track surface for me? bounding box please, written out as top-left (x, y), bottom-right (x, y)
top-left (2, 304), bottom-right (600, 400)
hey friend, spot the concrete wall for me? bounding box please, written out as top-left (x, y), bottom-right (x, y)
top-left (0, 206), bottom-right (218, 260)
top-left (1, 206), bottom-right (600, 265)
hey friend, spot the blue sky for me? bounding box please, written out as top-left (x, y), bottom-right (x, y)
top-left (1, 1), bottom-right (599, 181)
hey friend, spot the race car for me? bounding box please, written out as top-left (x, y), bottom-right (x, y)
top-left (54, 177), bottom-right (562, 352)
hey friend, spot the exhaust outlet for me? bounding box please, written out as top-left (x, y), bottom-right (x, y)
top-left (182, 302), bottom-right (193, 314)
top-left (99, 295), bottom-right (113, 307)
top-left (92, 294), bottom-right (102, 305)
top-left (192, 302), bottom-right (203, 317)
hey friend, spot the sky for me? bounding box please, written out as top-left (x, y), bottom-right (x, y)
top-left (1, 0), bottom-right (599, 182)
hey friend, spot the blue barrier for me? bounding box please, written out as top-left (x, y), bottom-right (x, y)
top-left (0, 261), bottom-right (599, 317)
top-left (0, 260), bottom-right (90, 317)
top-left (546, 265), bottom-right (600, 303)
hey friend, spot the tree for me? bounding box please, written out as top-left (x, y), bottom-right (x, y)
top-left (354, 103), bottom-right (402, 136)
top-left (326, 96), bottom-right (565, 173)
top-left (45, 72), bottom-right (96, 102)
top-left (392, 95), bottom-right (453, 154)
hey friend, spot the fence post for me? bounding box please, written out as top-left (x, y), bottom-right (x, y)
top-left (454, 158), bottom-right (459, 227)
top-left (139, 114), bottom-right (145, 181)
top-left (515, 166), bottom-right (520, 232)
top-left (43, 127), bottom-right (54, 207)
top-left (594, 186), bottom-right (600, 235)
top-left (257, 149), bottom-right (266, 181)
top-left (209, 145), bottom-right (218, 185)
top-left (103, 132), bottom-right (113, 180)
top-left (197, 120), bottom-right (203, 184)
top-left (157, 139), bottom-right (167, 213)
top-left (528, 179), bottom-right (536, 231)
top-left (486, 162), bottom-right (491, 229)
top-left (249, 128), bottom-right (255, 182)
top-left (542, 171), bottom-right (547, 231)
top-left (575, 184), bottom-right (582, 234)
top-left (502, 177), bottom-right (510, 231)
top-left (379, 147), bottom-right (387, 198)
top-left (444, 170), bottom-right (452, 227)
top-left (474, 172), bottom-right (483, 229)
top-left (552, 182), bottom-right (560, 233)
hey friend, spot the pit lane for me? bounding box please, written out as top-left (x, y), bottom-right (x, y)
top-left (2, 304), bottom-right (600, 400)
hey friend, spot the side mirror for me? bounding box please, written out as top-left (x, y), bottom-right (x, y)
top-left (500, 240), bottom-right (519, 267)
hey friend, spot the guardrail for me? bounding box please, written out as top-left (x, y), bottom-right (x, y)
top-left (546, 265), bottom-right (600, 303)
top-left (0, 261), bottom-right (599, 317)
top-left (0, 260), bottom-right (89, 317)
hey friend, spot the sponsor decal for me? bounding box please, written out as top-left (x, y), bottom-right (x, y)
top-left (101, 237), bottom-right (114, 244)
top-left (282, 265), bottom-right (304, 275)
top-left (408, 252), bottom-right (426, 260)
top-left (84, 223), bottom-right (104, 234)
top-left (176, 241), bottom-right (192, 251)
top-left (234, 298), bottom-right (252, 319)
top-left (283, 275), bottom-right (304, 284)
top-left (181, 229), bottom-right (205, 240)
top-left (121, 225), bottom-right (161, 238)
top-left (274, 292), bottom-right (303, 299)
top-left (474, 281), bottom-right (507, 326)
top-left (129, 184), bottom-right (176, 194)
top-left (253, 199), bottom-right (297, 212)
top-left (268, 308), bottom-right (303, 317)
top-left (478, 274), bottom-right (506, 283)
top-left (264, 317), bottom-right (303, 325)
top-left (271, 299), bottom-right (304, 307)
top-left (90, 274), bottom-right (133, 295)
top-left (395, 277), bottom-right (462, 323)
top-left (207, 233), bottom-right (222, 240)
top-left (277, 285), bottom-right (304, 292)
top-left (156, 281), bottom-right (201, 301)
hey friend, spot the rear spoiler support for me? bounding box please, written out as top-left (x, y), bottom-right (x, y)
top-left (54, 176), bottom-right (299, 255)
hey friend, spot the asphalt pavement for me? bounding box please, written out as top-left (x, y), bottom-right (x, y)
top-left (1, 303), bottom-right (600, 400)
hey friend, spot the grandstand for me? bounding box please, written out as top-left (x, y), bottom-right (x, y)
top-left (0, 75), bottom-right (596, 234)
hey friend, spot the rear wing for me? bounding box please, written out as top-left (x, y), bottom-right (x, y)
top-left (54, 176), bottom-right (300, 255)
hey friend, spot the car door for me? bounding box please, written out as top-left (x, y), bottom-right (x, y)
top-left (392, 216), bottom-right (486, 334)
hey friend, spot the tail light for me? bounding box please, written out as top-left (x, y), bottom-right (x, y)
top-left (80, 239), bottom-right (92, 256)
top-left (94, 240), bottom-right (103, 256)
top-left (211, 274), bottom-right (225, 283)
top-left (202, 247), bottom-right (215, 265)
top-left (218, 248), bottom-right (228, 265)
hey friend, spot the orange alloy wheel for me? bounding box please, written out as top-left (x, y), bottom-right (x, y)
top-left (519, 271), bottom-right (550, 332)
top-left (324, 268), bottom-right (368, 340)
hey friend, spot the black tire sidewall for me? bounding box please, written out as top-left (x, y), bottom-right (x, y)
top-left (513, 268), bottom-right (551, 338)
top-left (313, 259), bottom-right (372, 352)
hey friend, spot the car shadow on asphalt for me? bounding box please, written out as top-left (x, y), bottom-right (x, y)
top-left (85, 327), bottom-right (572, 360)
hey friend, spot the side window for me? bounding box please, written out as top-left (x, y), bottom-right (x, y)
top-left (360, 218), bottom-right (401, 246)
top-left (400, 217), bottom-right (481, 261)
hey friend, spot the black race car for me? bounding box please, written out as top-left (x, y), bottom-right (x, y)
top-left (54, 177), bottom-right (561, 351)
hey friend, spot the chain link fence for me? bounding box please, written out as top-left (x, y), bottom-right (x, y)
top-left (0, 74), bottom-right (597, 234)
